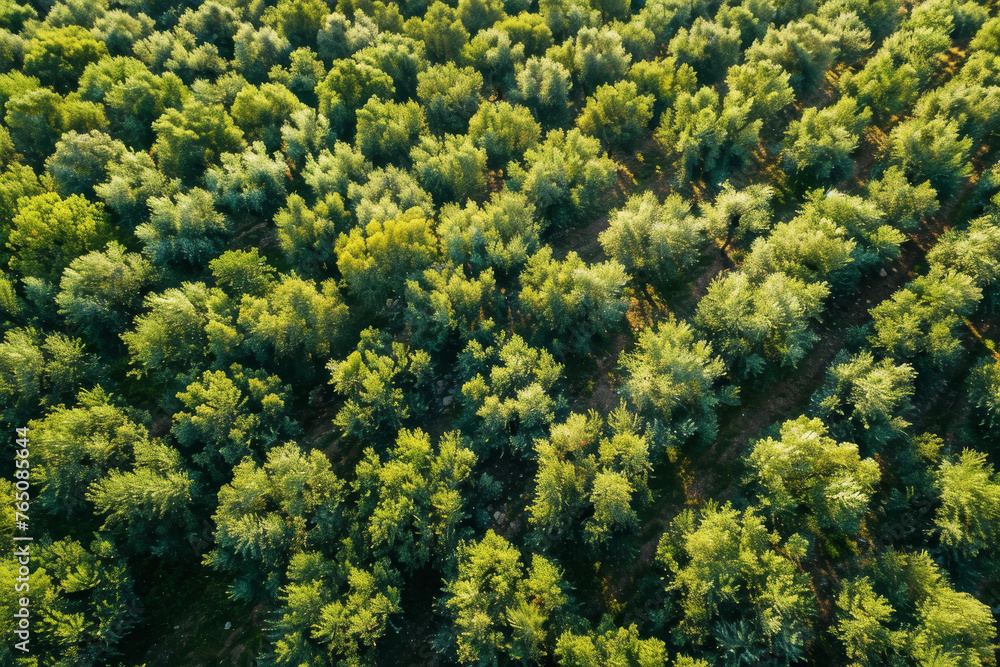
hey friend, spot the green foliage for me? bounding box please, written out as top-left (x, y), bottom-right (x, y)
top-left (462, 28), bottom-right (525, 97)
top-left (656, 503), bottom-right (814, 660)
top-left (404, 265), bottom-right (499, 351)
top-left (700, 181), bottom-right (774, 247)
top-left (742, 214), bottom-right (857, 286)
top-left (55, 242), bottom-right (158, 343)
top-left (934, 449), bottom-right (1000, 558)
top-left (519, 247), bottom-right (628, 353)
top-left (24, 26), bottom-right (108, 93)
top-left (30, 387), bottom-right (144, 518)
top-left (888, 117), bottom-right (972, 197)
top-left (576, 80), bottom-right (654, 151)
top-left (0, 329), bottom-right (99, 429)
top-left (275, 193), bottom-right (349, 275)
top-left (205, 141), bottom-right (290, 216)
top-left (416, 62), bottom-right (483, 136)
top-left (93, 148), bottom-right (177, 229)
top-left (5, 88), bottom-right (108, 169)
top-left (467, 101), bottom-right (540, 170)
top-left (355, 96), bottom-right (426, 165)
top-left (262, 0), bottom-right (329, 49)
top-left (336, 206), bottom-right (437, 309)
top-left (748, 415), bottom-right (880, 534)
top-left (7, 192), bottom-right (114, 282)
top-left (206, 443), bottom-right (346, 602)
top-left (354, 428), bottom-right (477, 570)
top-left (237, 274), bottom-right (350, 369)
top-left (508, 128), bottom-right (618, 227)
top-left (968, 358), bottom-right (1000, 432)
top-left (152, 100), bottom-right (246, 183)
top-left (695, 270), bottom-right (829, 380)
top-left (210, 248), bottom-right (278, 298)
top-left (459, 333), bottom-right (563, 453)
top-left (172, 364), bottom-right (300, 475)
top-left (135, 188), bottom-right (231, 267)
top-left (668, 17), bottom-right (741, 86)
top-left (45, 130), bottom-right (126, 198)
top-left (869, 272), bottom-right (982, 368)
top-left (348, 164), bottom-right (433, 226)
top-left (555, 625), bottom-right (668, 666)
top-left (927, 214), bottom-right (1000, 288)
top-left (783, 96), bottom-right (871, 184)
top-left (811, 350), bottom-right (916, 447)
top-left (328, 327), bottom-right (433, 439)
top-left (438, 190), bottom-right (541, 275)
top-left (443, 530), bottom-right (568, 664)
top-left (600, 191), bottom-right (707, 287)
top-left (231, 82), bottom-right (305, 151)
top-left (618, 317), bottom-right (735, 450)
top-left (515, 56), bottom-right (573, 124)
top-left (234, 24), bottom-right (292, 84)
top-left (86, 439), bottom-right (196, 558)
top-left (410, 134), bottom-right (488, 206)
top-left (866, 166), bottom-right (938, 232)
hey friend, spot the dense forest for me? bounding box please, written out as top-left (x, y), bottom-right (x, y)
top-left (1, 0), bottom-right (1000, 664)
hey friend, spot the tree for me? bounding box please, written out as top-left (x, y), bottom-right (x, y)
top-left (416, 63), bottom-right (483, 136)
top-left (515, 56), bottom-right (573, 125)
top-left (555, 625), bottom-right (669, 666)
top-left (627, 57), bottom-right (697, 121)
top-left (234, 24), bottom-right (292, 84)
top-left (269, 47), bottom-right (327, 108)
top-left (695, 271), bottom-right (829, 380)
top-left (354, 428), bottom-right (477, 570)
top-left (355, 97), bottom-right (426, 166)
top-left (261, 0), bottom-right (329, 49)
top-left (280, 108), bottom-right (334, 168)
top-left (599, 191), bottom-right (707, 287)
top-left (121, 282), bottom-right (225, 386)
top-left (210, 248), bottom-right (277, 298)
top-left (655, 86), bottom-right (760, 188)
top-left (834, 577), bottom-right (900, 666)
top-left (237, 274), bottom-right (350, 370)
top-left (103, 70), bottom-right (188, 149)
top-left (467, 101), bottom-right (541, 170)
top-left (24, 26), bottom-right (108, 92)
top-left (230, 82), bottom-right (305, 151)
top-left (459, 333), bottom-right (563, 453)
top-left (668, 18), bottom-right (741, 86)
top-left (933, 449), bottom-right (1000, 559)
top-left (968, 358), bottom-right (1000, 432)
top-left (152, 100), bottom-right (246, 183)
top-left (748, 415), bottom-right (880, 534)
top-left (810, 350), bottom-right (916, 447)
top-left (442, 530), bottom-right (568, 664)
top-left (508, 128), bottom-right (618, 228)
top-left (22, 536), bottom-right (138, 666)
top-left (30, 387), bottom-right (145, 518)
top-left (438, 190), bottom-right (541, 276)
top-left (927, 215), bottom-right (1000, 288)
top-left (0, 329), bottom-right (99, 429)
top-left (519, 247), bottom-right (628, 353)
top-left (410, 134), bottom-right (488, 206)
top-left (5, 89), bottom-right (108, 169)
top-left (783, 97), bottom-right (871, 184)
top-left (93, 148), bottom-right (177, 230)
top-left (700, 181), bottom-right (775, 248)
top-left (404, 265), bottom-right (500, 351)
top-left (742, 215), bottom-right (857, 287)
top-left (328, 327), bottom-right (432, 439)
top-left (205, 142), bottom-right (290, 217)
top-left (135, 189), bottom-right (231, 268)
top-left (457, 0), bottom-right (505, 33)
top-left (406, 1), bottom-right (470, 63)
top-left (462, 28), bottom-right (525, 98)
top-left (275, 193), bottom-right (349, 275)
top-left (745, 18), bottom-right (841, 94)
top-left (618, 317), bottom-right (736, 451)
top-left (869, 272), bottom-right (982, 369)
top-left (205, 443), bottom-right (346, 602)
top-left (315, 57), bottom-right (394, 117)
top-left (85, 439), bottom-right (196, 558)
top-left (576, 80), bottom-right (654, 152)
top-left (303, 142), bottom-right (370, 200)
top-left (656, 503), bottom-right (814, 660)
top-left (888, 117), bottom-right (972, 197)
top-left (45, 130), bottom-right (127, 198)
top-left (172, 364), bottom-right (299, 475)
top-left (335, 207), bottom-right (438, 310)
top-left (866, 166), bottom-right (938, 232)
top-left (55, 242), bottom-right (158, 344)
top-left (7, 192), bottom-right (113, 282)
top-left (347, 165), bottom-right (433, 226)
